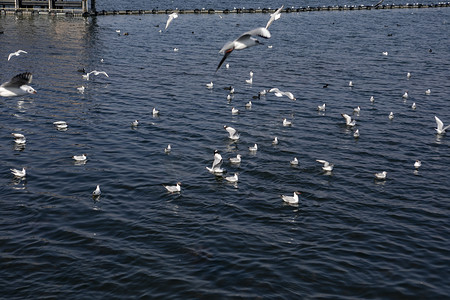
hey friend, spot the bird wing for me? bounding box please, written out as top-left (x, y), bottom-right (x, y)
top-left (342, 113), bottom-right (352, 124)
top-left (1, 72), bottom-right (33, 88)
top-left (216, 48), bottom-right (233, 72)
top-left (374, 0), bottom-right (384, 7)
top-left (18, 50), bottom-right (27, 54)
top-left (7, 53), bottom-right (15, 61)
top-left (435, 116), bottom-right (443, 131)
top-left (239, 27), bottom-right (271, 40)
top-left (283, 91), bottom-right (295, 100)
top-left (265, 5), bottom-right (283, 29)
top-left (316, 159), bottom-right (328, 165)
top-left (212, 154), bottom-right (223, 170)
top-left (225, 126), bottom-right (237, 136)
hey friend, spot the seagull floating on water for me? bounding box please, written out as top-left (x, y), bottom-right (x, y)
top-left (290, 157), bottom-right (299, 165)
top-left (152, 107), bottom-right (160, 116)
top-left (164, 144), bottom-right (171, 153)
top-left (434, 116), bottom-right (450, 134)
top-left (206, 81), bottom-right (213, 89)
top-left (164, 182), bottom-right (181, 193)
top-left (411, 102), bottom-right (416, 110)
top-left (249, 144), bottom-right (258, 152)
top-left (425, 89), bottom-right (431, 95)
top-left (316, 159), bottom-right (334, 172)
top-left (0, 72), bottom-right (36, 97)
top-left (375, 171), bottom-right (387, 180)
top-left (414, 160), bottom-right (422, 169)
top-left (272, 137), bottom-right (278, 145)
top-left (92, 185), bottom-right (101, 197)
top-left (53, 121), bottom-right (68, 130)
top-left (402, 91), bottom-right (408, 99)
top-left (349, 81), bottom-right (354, 87)
top-left (132, 120), bottom-right (139, 127)
top-left (382, 51), bottom-right (388, 56)
top-left (283, 118), bottom-right (292, 126)
top-left (353, 106), bottom-right (361, 114)
top-left (224, 125), bottom-right (240, 140)
top-left (77, 86), bottom-right (85, 94)
top-left (225, 173), bottom-right (239, 183)
top-left (73, 154), bottom-right (87, 161)
top-left (231, 107), bottom-right (239, 115)
top-left (353, 129), bottom-right (360, 138)
top-left (407, 72), bottom-right (411, 79)
top-left (245, 71), bottom-right (253, 84)
top-left (165, 13), bottom-right (178, 30)
top-left (389, 112), bottom-right (394, 120)
top-left (245, 101), bottom-right (252, 108)
top-left (8, 50), bottom-right (27, 61)
top-left (229, 154), bottom-right (242, 164)
top-left (317, 103), bottom-right (326, 112)
top-left (216, 27), bottom-right (271, 72)
top-left (341, 113), bottom-right (356, 127)
top-left (10, 167), bottom-right (26, 177)
top-left (206, 150), bottom-right (225, 174)
top-left (82, 70), bottom-right (109, 81)
top-left (281, 191), bottom-right (301, 205)
top-left (370, 96), bottom-right (375, 103)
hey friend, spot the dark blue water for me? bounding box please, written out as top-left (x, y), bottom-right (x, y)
top-left (1, 5), bottom-right (450, 299)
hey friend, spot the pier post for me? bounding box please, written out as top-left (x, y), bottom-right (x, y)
top-left (82, 0), bottom-right (87, 13)
top-left (90, 0), bottom-right (95, 12)
top-left (14, 0), bottom-right (20, 9)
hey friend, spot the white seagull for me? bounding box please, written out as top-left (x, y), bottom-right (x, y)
top-left (370, 96), bottom-right (375, 103)
top-left (53, 121), bottom-right (68, 130)
top-left (8, 50), bottom-right (27, 61)
top-left (434, 116), bottom-right (450, 134)
top-left (132, 120), bottom-right (139, 127)
top-left (281, 191), bottom-right (301, 205)
top-left (93, 184), bottom-right (101, 196)
top-left (269, 88), bottom-right (296, 100)
top-left (353, 129), bottom-right (360, 138)
top-left (73, 154), bottom-right (87, 161)
top-left (353, 106), bottom-right (361, 114)
top-left (164, 144), bottom-right (171, 153)
top-left (402, 91), bottom-right (408, 99)
top-left (231, 107), bottom-right (239, 115)
top-left (317, 103), bottom-right (326, 111)
top-left (224, 125), bottom-right (240, 140)
top-left (265, 5), bottom-right (283, 29)
top-left (425, 89), bottom-right (431, 95)
top-left (414, 160), bottom-right (422, 169)
top-left (225, 173), bottom-right (239, 183)
top-left (316, 159), bottom-right (334, 172)
top-left (165, 13), bottom-right (178, 30)
top-left (229, 154), bottom-right (242, 164)
top-left (164, 182), bottom-right (181, 193)
top-left (349, 81), bottom-right (354, 87)
top-left (245, 101), bottom-right (252, 108)
top-left (206, 81), bottom-right (213, 89)
top-left (245, 71), bottom-right (253, 84)
top-left (290, 157), bottom-right (299, 165)
top-left (283, 118), bottom-right (292, 126)
top-left (152, 107), bottom-right (160, 116)
top-left (389, 112), bottom-right (394, 120)
top-left (407, 72), bottom-right (411, 79)
top-left (341, 113), bottom-right (356, 127)
top-left (206, 150), bottom-right (224, 174)
top-left (0, 72), bottom-right (36, 97)
top-left (375, 171), bottom-right (387, 180)
top-left (216, 27), bottom-right (271, 72)
top-left (411, 102), bottom-right (416, 110)
top-left (82, 70), bottom-right (109, 81)
top-left (10, 167), bottom-right (26, 177)
top-left (249, 144), bottom-right (258, 152)
top-left (272, 137), bottom-right (278, 145)
top-left (77, 86), bottom-right (85, 94)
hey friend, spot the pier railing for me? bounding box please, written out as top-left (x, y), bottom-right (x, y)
top-left (1, 2), bottom-right (449, 16)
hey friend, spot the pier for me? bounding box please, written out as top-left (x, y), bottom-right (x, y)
top-left (0, 1), bottom-right (449, 17)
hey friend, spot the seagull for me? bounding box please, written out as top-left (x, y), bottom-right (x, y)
top-left (245, 74), bottom-right (253, 84)
top-left (231, 107), bottom-right (239, 115)
top-left (7, 50), bottom-right (27, 61)
top-left (411, 102), bottom-right (416, 110)
top-left (206, 81), bottom-right (214, 89)
top-left (249, 144), bottom-right (258, 152)
top-left (206, 150), bottom-right (224, 174)
top-left (349, 81), bottom-right (354, 87)
top-left (14, 137), bottom-right (26, 144)
top-left (265, 5), bottom-right (283, 29)
top-left (164, 144), bottom-right (171, 153)
top-left (0, 72), bottom-right (36, 97)
top-left (227, 94), bottom-right (232, 101)
top-left (317, 103), bottom-right (326, 111)
top-left (353, 129), bottom-right (360, 138)
top-left (92, 185), bottom-right (101, 197)
top-left (224, 173), bottom-right (239, 183)
top-left (414, 160), bottom-right (422, 169)
top-left (152, 107), bottom-right (160, 116)
top-left (53, 121), bottom-right (68, 130)
top-left (283, 118), bottom-right (292, 126)
top-left (407, 72), bottom-right (411, 79)
top-left (229, 87), bottom-right (235, 94)
top-left (245, 101), bottom-right (252, 108)
top-left (229, 154), bottom-right (242, 164)
top-left (132, 120), bottom-right (139, 127)
top-left (370, 96), bottom-right (375, 103)
top-left (216, 27), bottom-right (271, 72)
top-left (82, 70), bottom-right (109, 81)
top-left (269, 88), bottom-right (296, 100)
top-left (402, 91), bottom-right (408, 99)
top-left (374, 171), bottom-right (387, 180)
top-left (11, 133), bottom-right (25, 139)
top-left (281, 191), bottom-right (301, 205)
top-left (224, 125), bottom-right (240, 140)
top-left (341, 113), bottom-right (356, 127)
top-left (164, 182), bottom-right (181, 193)
top-left (73, 154), bottom-right (87, 161)
top-left (353, 106), bottom-right (361, 114)
top-left (316, 159), bottom-right (334, 172)
top-left (165, 13), bottom-right (178, 30)
top-left (77, 86), bottom-right (85, 94)
top-left (389, 112), bottom-right (394, 120)
top-left (425, 89), bottom-right (431, 95)
top-left (434, 116), bottom-right (450, 134)
top-left (290, 157), bottom-right (299, 165)
top-left (173, 48), bottom-right (179, 52)
top-left (10, 167), bottom-right (26, 177)
top-left (382, 51), bottom-right (388, 56)
top-left (272, 137), bottom-right (278, 145)
top-left (225, 63), bottom-right (230, 69)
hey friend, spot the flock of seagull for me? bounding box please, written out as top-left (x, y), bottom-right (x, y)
top-left (2, 4), bottom-right (450, 205)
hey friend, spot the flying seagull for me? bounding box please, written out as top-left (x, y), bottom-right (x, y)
top-left (0, 72), bottom-right (36, 97)
top-left (216, 27), bottom-right (271, 72)
top-left (8, 50), bottom-right (27, 61)
top-left (165, 13), bottom-right (178, 30)
top-left (265, 5), bottom-right (283, 29)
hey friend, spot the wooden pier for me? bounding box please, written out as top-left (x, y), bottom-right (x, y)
top-left (0, 1), bottom-right (449, 17)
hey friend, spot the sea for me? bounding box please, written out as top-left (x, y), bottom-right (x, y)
top-left (0, 1), bottom-right (449, 299)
